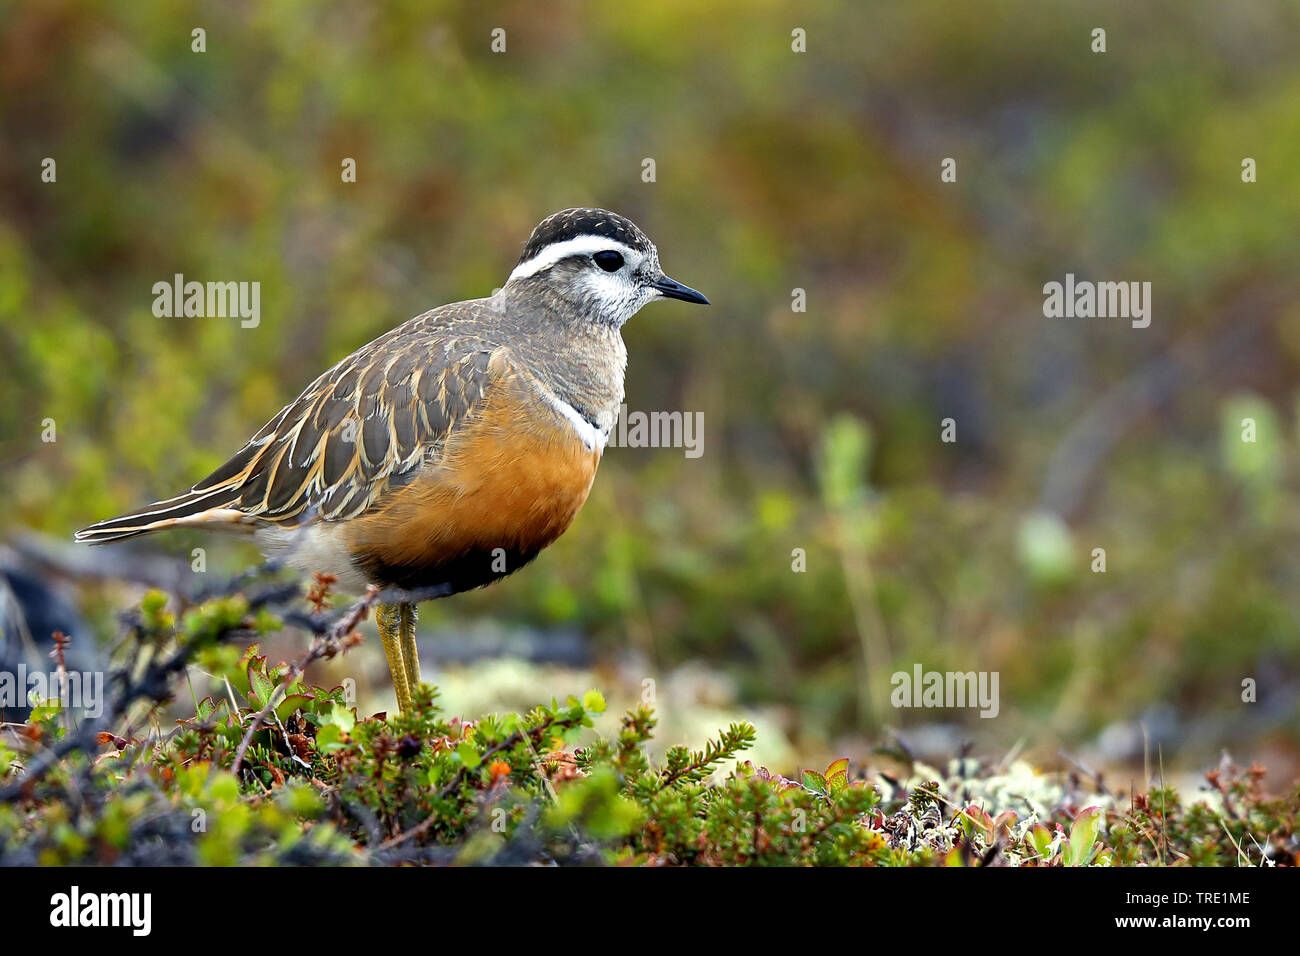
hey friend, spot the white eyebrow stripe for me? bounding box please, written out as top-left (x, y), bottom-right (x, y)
top-left (507, 237), bottom-right (640, 282)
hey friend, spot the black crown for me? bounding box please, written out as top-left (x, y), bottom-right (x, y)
top-left (518, 208), bottom-right (651, 264)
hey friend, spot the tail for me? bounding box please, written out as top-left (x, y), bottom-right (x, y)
top-left (75, 487), bottom-right (251, 545)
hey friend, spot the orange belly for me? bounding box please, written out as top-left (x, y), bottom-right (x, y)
top-left (345, 394), bottom-right (600, 591)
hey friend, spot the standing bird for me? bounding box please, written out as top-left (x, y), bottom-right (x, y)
top-left (76, 208), bottom-right (708, 713)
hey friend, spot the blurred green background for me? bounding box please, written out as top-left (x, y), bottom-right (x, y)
top-left (3, 0), bottom-right (1299, 781)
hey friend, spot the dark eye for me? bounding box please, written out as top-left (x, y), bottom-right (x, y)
top-left (593, 250), bottom-right (624, 272)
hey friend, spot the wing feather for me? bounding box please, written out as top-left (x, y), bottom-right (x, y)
top-left (77, 303), bottom-right (503, 543)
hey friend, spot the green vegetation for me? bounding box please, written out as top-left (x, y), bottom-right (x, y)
top-left (2, 587), bottom-right (1294, 866)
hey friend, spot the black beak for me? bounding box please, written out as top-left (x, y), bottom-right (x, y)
top-left (653, 275), bottom-right (710, 305)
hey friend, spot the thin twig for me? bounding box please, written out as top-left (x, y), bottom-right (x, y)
top-left (230, 585), bottom-right (379, 776)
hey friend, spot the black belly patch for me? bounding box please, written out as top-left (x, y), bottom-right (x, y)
top-left (354, 546), bottom-right (543, 596)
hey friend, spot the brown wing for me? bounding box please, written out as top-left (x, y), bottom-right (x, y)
top-left (76, 304), bottom-right (501, 543)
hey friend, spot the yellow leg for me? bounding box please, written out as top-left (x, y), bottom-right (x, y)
top-left (398, 602), bottom-right (421, 707)
top-left (377, 603), bottom-right (412, 714)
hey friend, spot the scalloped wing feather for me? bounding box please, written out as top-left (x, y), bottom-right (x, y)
top-left (75, 305), bottom-right (502, 544)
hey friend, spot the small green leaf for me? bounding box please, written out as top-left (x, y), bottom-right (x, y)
top-left (581, 689), bottom-right (606, 714)
top-left (248, 658), bottom-right (275, 708)
top-left (1068, 806), bottom-right (1103, 867)
top-left (457, 742), bottom-right (481, 769)
top-left (327, 703), bottom-right (355, 733)
top-left (801, 770), bottom-right (828, 794)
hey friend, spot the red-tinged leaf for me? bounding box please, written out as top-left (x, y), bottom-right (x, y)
top-left (824, 757), bottom-right (850, 795)
top-left (1068, 806), bottom-right (1103, 867)
top-left (275, 693), bottom-right (315, 723)
top-left (1029, 823), bottom-right (1054, 860)
top-left (228, 643), bottom-right (261, 696)
top-left (958, 805), bottom-right (993, 837)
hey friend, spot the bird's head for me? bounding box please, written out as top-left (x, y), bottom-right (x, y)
top-left (504, 207), bottom-right (708, 327)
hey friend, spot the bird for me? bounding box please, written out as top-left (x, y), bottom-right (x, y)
top-left (76, 208), bottom-right (708, 714)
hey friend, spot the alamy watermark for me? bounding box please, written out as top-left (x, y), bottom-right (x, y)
top-left (152, 274), bottom-right (260, 328)
top-left (891, 665), bottom-right (999, 718)
top-left (1042, 273), bottom-right (1150, 328)
top-left (1, 665), bottom-right (104, 718)
top-left (49, 886), bottom-right (151, 936)
top-left (607, 404), bottom-right (703, 459)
